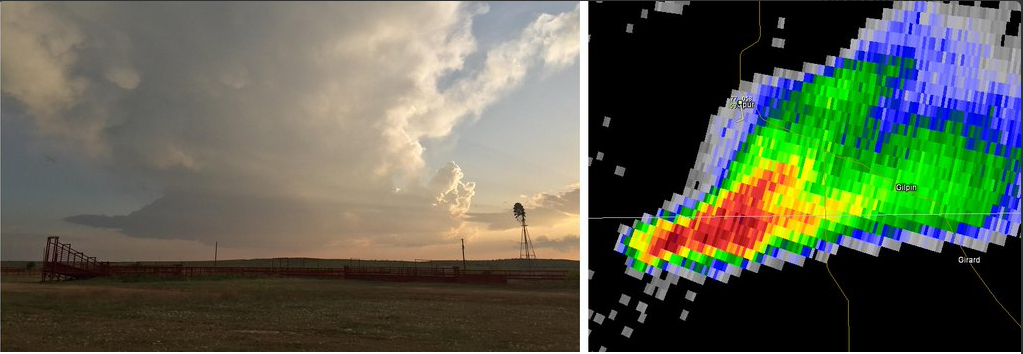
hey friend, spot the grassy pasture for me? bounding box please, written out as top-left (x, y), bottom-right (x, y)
top-left (0, 260), bottom-right (579, 351)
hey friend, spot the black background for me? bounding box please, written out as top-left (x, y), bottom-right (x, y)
top-left (588, 1), bottom-right (1022, 351)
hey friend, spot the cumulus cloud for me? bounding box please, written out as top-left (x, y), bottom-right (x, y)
top-left (0, 2), bottom-right (580, 251)
top-left (1, 2), bottom-right (96, 154)
top-left (467, 185), bottom-right (580, 230)
top-left (379, 3), bottom-right (580, 179)
top-left (528, 183), bottom-right (580, 215)
top-left (429, 161), bottom-right (476, 216)
top-left (104, 66), bottom-right (141, 90)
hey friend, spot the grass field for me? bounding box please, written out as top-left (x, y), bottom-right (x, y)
top-left (0, 267), bottom-right (578, 351)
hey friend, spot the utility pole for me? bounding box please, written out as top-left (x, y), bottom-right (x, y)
top-left (214, 242), bottom-right (218, 267)
top-left (461, 238), bottom-right (467, 270)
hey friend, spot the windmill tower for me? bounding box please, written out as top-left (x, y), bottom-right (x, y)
top-left (513, 202), bottom-right (536, 261)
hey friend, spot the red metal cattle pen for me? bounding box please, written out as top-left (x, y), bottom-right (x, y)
top-left (39, 236), bottom-right (569, 284)
top-left (42, 236), bottom-right (109, 281)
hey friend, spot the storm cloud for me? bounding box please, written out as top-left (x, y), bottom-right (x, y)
top-left (3, 2), bottom-right (579, 251)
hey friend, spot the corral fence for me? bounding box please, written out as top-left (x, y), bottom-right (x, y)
top-left (40, 236), bottom-right (569, 284)
top-left (0, 268), bottom-right (41, 275)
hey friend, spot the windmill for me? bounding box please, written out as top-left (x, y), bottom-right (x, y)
top-left (513, 202), bottom-right (536, 261)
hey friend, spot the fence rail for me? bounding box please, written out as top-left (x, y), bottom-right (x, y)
top-left (0, 268), bottom-right (40, 275)
top-left (39, 236), bottom-right (569, 284)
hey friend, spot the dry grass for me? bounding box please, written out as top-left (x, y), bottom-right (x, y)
top-left (1, 276), bottom-right (578, 351)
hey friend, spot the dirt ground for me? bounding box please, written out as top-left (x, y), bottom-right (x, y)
top-left (0, 275), bottom-right (578, 351)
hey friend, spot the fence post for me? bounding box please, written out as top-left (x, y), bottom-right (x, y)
top-left (42, 237), bottom-right (54, 281)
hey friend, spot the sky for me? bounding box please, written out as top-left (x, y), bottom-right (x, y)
top-left (1, 2), bottom-right (580, 262)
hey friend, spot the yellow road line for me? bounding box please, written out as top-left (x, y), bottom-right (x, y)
top-left (738, 2), bottom-right (761, 88)
top-left (826, 262), bottom-right (851, 352)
